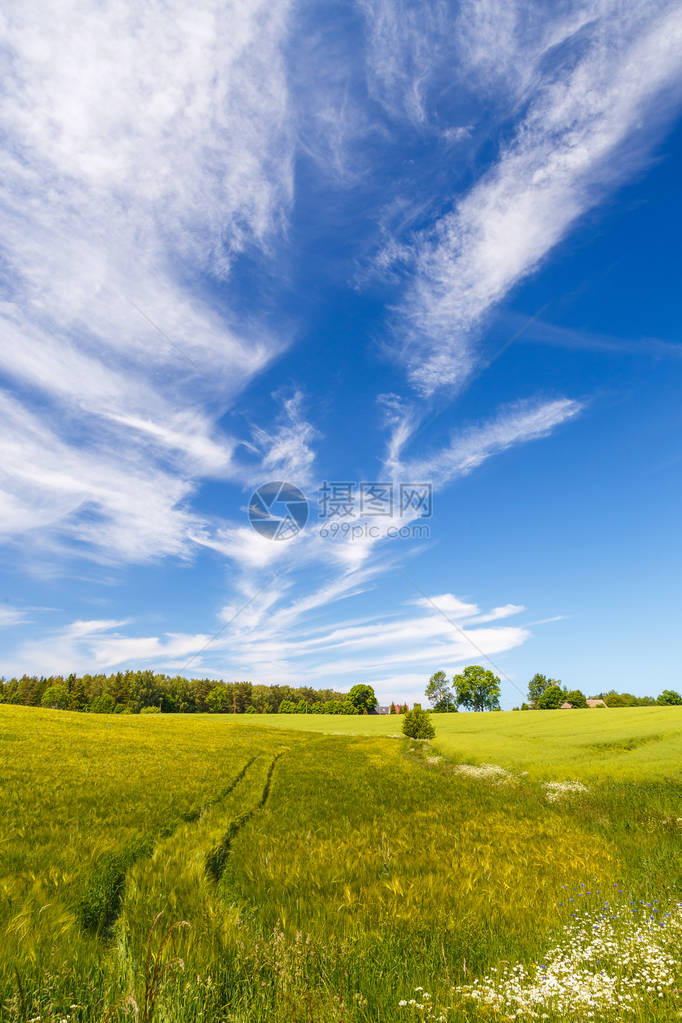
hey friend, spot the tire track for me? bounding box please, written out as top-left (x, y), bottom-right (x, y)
top-left (205, 752), bottom-right (282, 882)
top-left (78, 756), bottom-right (258, 937)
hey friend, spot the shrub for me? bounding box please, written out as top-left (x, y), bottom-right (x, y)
top-left (140, 705), bottom-right (161, 714)
top-left (402, 704), bottom-right (435, 740)
top-left (245, 705), bottom-right (257, 714)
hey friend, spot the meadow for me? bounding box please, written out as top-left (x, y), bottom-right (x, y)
top-left (1, 704), bottom-right (680, 1022)
top-left (229, 704), bottom-right (682, 780)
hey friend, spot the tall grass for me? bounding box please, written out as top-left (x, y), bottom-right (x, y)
top-left (1, 705), bottom-right (680, 1022)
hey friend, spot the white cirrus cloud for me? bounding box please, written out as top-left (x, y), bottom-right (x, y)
top-left (391, 397), bottom-right (583, 486)
top-left (0, 606), bottom-right (31, 626)
top-left (0, 0), bottom-right (295, 562)
top-left (386, 1), bottom-right (682, 394)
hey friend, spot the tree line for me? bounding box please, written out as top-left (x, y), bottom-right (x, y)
top-left (0, 672), bottom-right (377, 715)
top-left (518, 673), bottom-right (680, 709)
top-left (425, 667), bottom-right (682, 711)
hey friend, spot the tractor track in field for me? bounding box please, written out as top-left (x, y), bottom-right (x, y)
top-left (205, 752), bottom-right (283, 882)
top-left (77, 755), bottom-right (260, 938)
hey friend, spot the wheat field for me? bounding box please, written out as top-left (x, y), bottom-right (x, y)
top-left (1, 704), bottom-right (680, 1022)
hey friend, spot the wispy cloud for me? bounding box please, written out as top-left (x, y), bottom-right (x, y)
top-left (360, 0), bottom-right (591, 128)
top-left (260, 391), bottom-right (320, 489)
top-left (391, 397), bottom-right (583, 486)
top-left (0, 0), bottom-right (295, 562)
top-left (502, 312), bottom-right (682, 359)
top-left (10, 618), bottom-right (212, 677)
top-left (0, 392), bottom-right (200, 561)
top-left (2, 0), bottom-right (674, 701)
top-left (4, 589), bottom-right (530, 699)
top-left (0, 606), bottom-right (31, 627)
top-left (386, 2), bottom-right (682, 394)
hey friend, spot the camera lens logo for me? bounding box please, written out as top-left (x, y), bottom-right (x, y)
top-left (248, 481), bottom-right (309, 540)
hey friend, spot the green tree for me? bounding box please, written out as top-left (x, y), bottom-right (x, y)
top-left (537, 684), bottom-right (564, 709)
top-left (657, 689), bottom-right (682, 706)
top-left (205, 685), bottom-right (229, 713)
top-left (528, 673), bottom-right (550, 702)
top-left (425, 670), bottom-right (456, 712)
top-left (402, 703), bottom-right (435, 739)
top-left (564, 689), bottom-right (587, 708)
top-left (89, 693), bottom-right (115, 714)
top-left (41, 684), bottom-right (70, 710)
top-left (453, 665), bottom-right (501, 712)
top-left (346, 684), bottom-right (377, 714)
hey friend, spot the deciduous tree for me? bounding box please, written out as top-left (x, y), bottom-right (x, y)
top-left (425, 670), bottom-right (457, 712)
top-left (453, 666), bottom-right (501, 712)
top-left (537, 684), bottom-right (565, 709)
top-left (347, 684), bottom-right (377, 714)
top-left (657, 689), bottom-right (682, 705)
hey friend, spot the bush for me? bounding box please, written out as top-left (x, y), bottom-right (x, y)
top-left (245, 705), bottom-right (257, 714)
top-left (402, 704), bottom-right (435, 740)
top-left (140, 705), bottom-right (161, 714)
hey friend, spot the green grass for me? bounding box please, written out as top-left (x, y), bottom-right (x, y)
top-left (1, 704), bottom-right (680, 1022)
top-left (228, 705), bottom-right (682, 779)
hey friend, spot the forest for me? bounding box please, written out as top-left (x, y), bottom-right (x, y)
top-left (0, 671), bottom-right (355, 715)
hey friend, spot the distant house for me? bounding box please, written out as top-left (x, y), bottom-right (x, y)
top-left (560, 701), bottom-right (573, 709)
top-left (587, 698), bottom-right (607, 708)
top-left (374, 705), bottom-right (392, 715)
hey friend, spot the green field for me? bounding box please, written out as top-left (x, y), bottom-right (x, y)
top-left (229, 705), bottom-right (682, 780)
top-left (1, 704), bottom-right (681, 1022)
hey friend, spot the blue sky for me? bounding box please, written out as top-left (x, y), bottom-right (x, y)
top-left (1, 0), bottom-right (681, 707)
